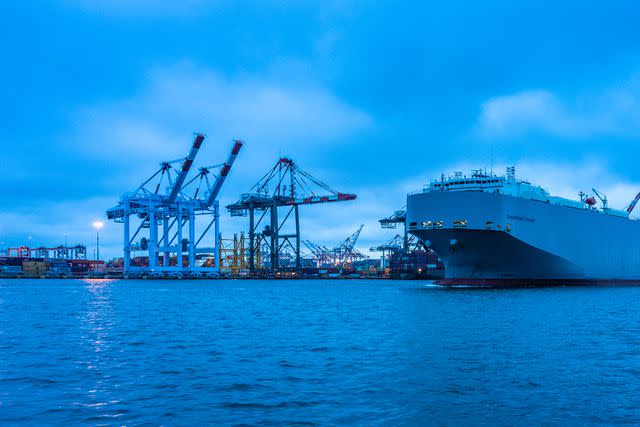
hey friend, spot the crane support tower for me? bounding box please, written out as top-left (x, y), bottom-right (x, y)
top-left (377, 207), bottom-right (428, 252)
top-left (370, 234), bottom-right (405, 268)
top-left (106, 133), bottom-right (243, 276)
top-left (379, 208), bottom-right (409, 250)
top-left (227, 157), bottom-right (357, 272)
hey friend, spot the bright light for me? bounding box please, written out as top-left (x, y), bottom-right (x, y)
top-left (93, 221), bottom-right (104, 230)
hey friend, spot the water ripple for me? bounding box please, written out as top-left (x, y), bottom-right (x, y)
top-left (2, 279), bottom-right (640, 425)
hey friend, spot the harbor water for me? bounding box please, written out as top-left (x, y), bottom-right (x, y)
top-left (1, 279), bottom-right (640, 425)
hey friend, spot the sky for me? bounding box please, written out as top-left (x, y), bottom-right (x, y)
top-left (2, 0), bottom-right (640, 259)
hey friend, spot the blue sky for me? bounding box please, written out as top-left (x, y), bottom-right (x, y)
top-left (2, 0), bottom-right (640, 258)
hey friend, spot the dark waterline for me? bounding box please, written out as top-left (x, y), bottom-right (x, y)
top-left (1, 279), bottom-right (639, 425)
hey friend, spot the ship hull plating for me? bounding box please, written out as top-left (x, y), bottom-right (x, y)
top-left (407, 191), bottom-right (640, 286)
top-left (411, 228), bottom-right (582, 281)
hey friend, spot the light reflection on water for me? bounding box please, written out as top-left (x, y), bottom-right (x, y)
top-left (77, 279), bottom-right (124, 419)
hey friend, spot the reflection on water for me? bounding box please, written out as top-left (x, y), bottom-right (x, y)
top-left (78, 279), bottom-right (123, 420)
top-left (82, 279), bottom-right (115, 355)
top-left (1, 279), bottom-right (640, 425)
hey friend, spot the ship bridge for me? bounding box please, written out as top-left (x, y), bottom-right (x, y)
top-left (423, 167), bottom-right (549, 200)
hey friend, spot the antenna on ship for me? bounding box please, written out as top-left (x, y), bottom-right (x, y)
top-left (490, 143), bottom-right (494, 175)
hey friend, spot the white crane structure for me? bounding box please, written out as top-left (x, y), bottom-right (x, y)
top-left (106, 133), bottom-right (243, 276)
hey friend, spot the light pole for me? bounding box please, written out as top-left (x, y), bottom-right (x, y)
top-left (93, 221), bottom-right (104, 261)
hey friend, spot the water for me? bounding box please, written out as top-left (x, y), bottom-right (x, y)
top-left (1, 279), bottom-right (640, 425)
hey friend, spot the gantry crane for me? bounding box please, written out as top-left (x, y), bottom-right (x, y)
top-left (331, 224), bottom-right (366, 265)
top-left (379, 207), bottom-right (410, 250)
top-left (302, 225), bottom-right (367, 267)
top-left (107, 134), bottom-right (243, 275)
top-left (227, 157), bottom-right (357, 271)
top-left (373, 206), bottom-right (430, 270)
top-left (302, 240), bottom-right (332, 266)
top-left (7, 244), bottom-right (87, 260)
top-left (370, 234), bottom-right (404, 268)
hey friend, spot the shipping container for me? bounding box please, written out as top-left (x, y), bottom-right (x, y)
top-left (0, 265), bottom-right (22, 273)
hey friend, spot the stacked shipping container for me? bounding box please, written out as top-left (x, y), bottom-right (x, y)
top-left (0, 257), bottom-right (106, 277)
top-left (389, 250), bottom-right (444, 279)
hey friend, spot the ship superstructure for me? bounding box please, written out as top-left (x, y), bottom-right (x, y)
top-left (407, 167), bottom-right (640, 285)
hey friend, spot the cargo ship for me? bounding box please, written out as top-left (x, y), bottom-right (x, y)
top-left (406, 167), bottom-right (640, 286)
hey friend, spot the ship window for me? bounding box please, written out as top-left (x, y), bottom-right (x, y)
top-left (409, 222), bottom-right (417, 227)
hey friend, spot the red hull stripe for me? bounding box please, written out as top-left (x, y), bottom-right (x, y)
top-left (435, 278), bottom-right (640, 288)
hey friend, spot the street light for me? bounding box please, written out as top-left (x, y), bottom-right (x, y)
top-left (93, 221), bottom-right (104, 261)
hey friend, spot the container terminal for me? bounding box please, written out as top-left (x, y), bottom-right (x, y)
top-left (0, 133), bottom-right (444, 280)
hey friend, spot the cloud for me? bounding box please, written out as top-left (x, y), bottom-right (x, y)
top-left (0, 197), bottom-right (116, 256)
top-left (515, 161), bottom-right (640, 217)
top-left (62, 60), bottom-right (373, 214)
top-left (477, 77), bottom-right (640, 139)
top-left (64, 0), bottom-right (356, 19)
top-left (69, 62), bottom-right (372, 164)
top-left (64, 0), bottom-right (213, 17)
top-left (478, 90), bottom-right (570, 136)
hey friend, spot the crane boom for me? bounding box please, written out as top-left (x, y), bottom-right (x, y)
top-left (167, 133), bottom-right (205, 203)
top-left (627, 192), bottom-right (640, 214)
top-left (347, 224), bottom-right (364, 250)
top-left (302, 240), bottom-right (322, 255)
top-left (592, 188), bottom-right (608, 210)
top-left (205, 140), bottom-right (244, 207)
top-left (335, 224), bottom-right (364, 251)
